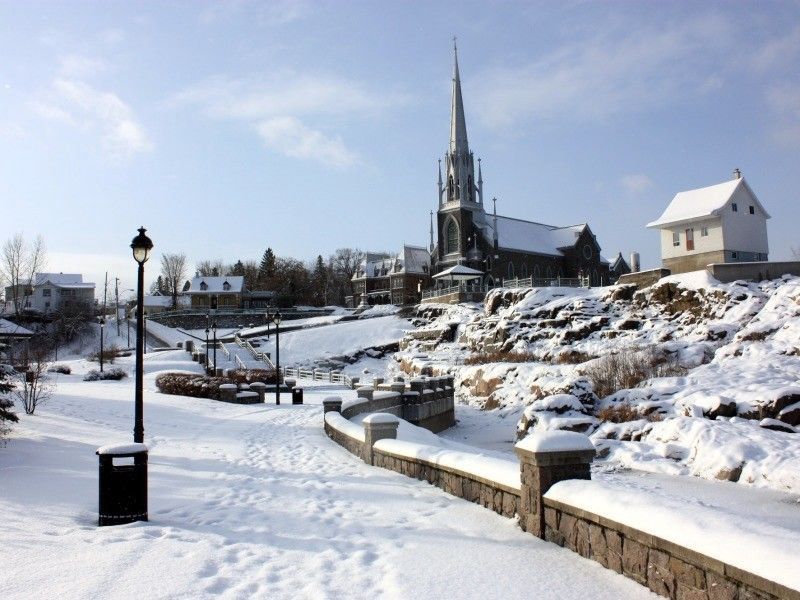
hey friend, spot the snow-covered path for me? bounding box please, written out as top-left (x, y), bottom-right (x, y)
top-left (1, 355), bottom-right (652, 599)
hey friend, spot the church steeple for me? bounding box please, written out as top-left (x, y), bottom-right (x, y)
top-left (449, 37), bottom-right (469, 155)
top-left (441, 38), bottom-right (477, 207)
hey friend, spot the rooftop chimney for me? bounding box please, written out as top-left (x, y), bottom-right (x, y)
top-left (733, 168), bottom-right (741, 179)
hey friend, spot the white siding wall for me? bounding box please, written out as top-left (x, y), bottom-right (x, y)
top-left (660, 218), bottom-right (724, 259)
top-left (720, 185), bottom-right (769, 255)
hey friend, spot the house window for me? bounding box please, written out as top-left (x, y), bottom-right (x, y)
top-left (749, 205), bottom-right (755, 214)
top-left (42, 288), bottom-right (51, 297)
top-left (731, 252), bottom-right (739, 259)
top-left (582, 245), bottom-right (593, 259)
top-left (200, 281), bottom-right (208, 291)
top-left (222, 281), bottom-right (231, 291)
top-left (445, 219), bottom-right (459, 254)
top-left (700, 227), bottom-right (709, 237)
top-left (507, 262), bottom-right (514, 279)
top-left (732, 203), bottom-right (738, 212)
top-left (685, 228), bottom-right (694, 251)
top-left (672, 231), bottom-right (680, 247)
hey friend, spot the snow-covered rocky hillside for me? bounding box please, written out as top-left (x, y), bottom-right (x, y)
top-left (394, 272), bottom-right (800, 494)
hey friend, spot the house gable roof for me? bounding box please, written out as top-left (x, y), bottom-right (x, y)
top-left (647, 177), bottom-right (771, 229)
top-left (33, 273), bottom-right (95, 289)
top-left (188, 276), bottom-right (244, 294)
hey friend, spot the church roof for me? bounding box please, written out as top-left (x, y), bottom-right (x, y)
top-left (483, 216), bottom-right (587, 257)
top-left (647, 176), bottom-right (770, 228)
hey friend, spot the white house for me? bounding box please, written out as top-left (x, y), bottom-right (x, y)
top-left (647, 171), bottom-right (770, 275)
top-left (3, 273), bottom-right (96, 314)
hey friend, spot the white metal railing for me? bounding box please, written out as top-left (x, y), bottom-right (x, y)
top-left (234, 354), bottom-right (246, 369)
top-left (502, 276), bottom-right (590, 289)
top-left (422, 282), bottom-right (490, 300)
top-left (281, 366), bottom-right (358, 389)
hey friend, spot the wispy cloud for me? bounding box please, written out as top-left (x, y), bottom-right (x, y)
top-left (766, 84), bottom-right (800, 146)
top-left (199, 0), bottom-right (310, 26)
top-left (257, 117), bottom-right (357, 168)
top-left (35, 57), bottom-right (152, 159)
top-left (472, 14), bottom-right (733, 129)
top-left (172, 72), bottom-right (406, 167)
top-left (621, 174), bottom-right (654, 195)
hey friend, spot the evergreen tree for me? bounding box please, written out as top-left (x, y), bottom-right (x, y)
top-left (312, 255), bottom-right (328, 306)
top-left (257, 247), bottom-right (277, 288)
top-left (0, 367), bottom-right (18, 444)
top-left (231, 260), bottom-right (245, 277)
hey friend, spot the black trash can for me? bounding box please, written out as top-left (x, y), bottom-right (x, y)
top-left (96, 444), bottom-right (148, 526)
top-left (292, 387), bottom-right (304, 405)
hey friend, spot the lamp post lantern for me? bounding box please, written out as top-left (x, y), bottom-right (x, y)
top-left (212, 321), bottom-right (217, 376)
top-left (274, 311), bottom-right (282, 405)
top-left (99, 317), bottom-right (106, 373)
top-left (131, 227), bottom-right (153, 444)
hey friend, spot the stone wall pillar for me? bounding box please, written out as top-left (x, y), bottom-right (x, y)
top-left (362, 413), bottom-right (399, 465)
top-left (515, 431), bottom-right (595, 538)
top-left (356, 386), bottom-right (374, 401)
top-left (249, 381), bottom-right (266, 403)
top-left (218, 383), bottom-right (237, 402)
top-left (323, 396), bottom-right (343, 414)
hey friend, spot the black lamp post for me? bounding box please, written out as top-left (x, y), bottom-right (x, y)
top-left (274, 311), bottom-right (282, 405)
top-left (212, 321), bottom-right (217, 376)
top-left (205, 318), bottom-right (210, 373)
top-left (99, 317), bottom-right (106, 373)
top-left (131, 227), bottom-right (153, 444)
top-left (265, 311), bottom-right (271, 340)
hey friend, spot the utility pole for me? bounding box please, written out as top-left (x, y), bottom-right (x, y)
top-left (115, 277), bottom-right (121, 337)
top-left (103, 271), bottom-right (108, 348)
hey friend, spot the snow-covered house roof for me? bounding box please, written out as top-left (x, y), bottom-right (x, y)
top-left (482, 216), bottom-right (587, 257)
top-left (188, 276), bottom-right (244, 294)
top-left (353, 253), bottom-right (394, 280)
top-left (393, 245), bottom-right (430, 276)
top-left (0, 318), bottom-right (34, 338)
top-left (647, 177), bottom-right (771, 229)
top-left (33, 273), bottom-right (95, 289)
top-left (433, 264), bottom-right (483, 280)
top-left (143, 294), bottom-right (190, 308)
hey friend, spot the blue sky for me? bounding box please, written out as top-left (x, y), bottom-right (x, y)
top-left (1, 1), bottom-right (799, 294)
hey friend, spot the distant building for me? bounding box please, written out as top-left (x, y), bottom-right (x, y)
top-left (185, 276), bottom-right (273, 311)
top-left (3, 273), bottom-right (95, 314)
top-left (349, 246), bottom-right (431, 307)
top-left (609, 253), bottom-right (632, 283)
top-left (430, 43), bottom-right (610, 287)
top-left (647, 171), bottom-right (770, 275)
top-left (143, 291), bottom-right (190, 314)
top-left (187, 276), bottom-right (245, 309)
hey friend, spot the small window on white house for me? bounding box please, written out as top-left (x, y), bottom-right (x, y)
top-left (42, 288), bottom-right (51, 297)
top-left (672, 232), bottom-right (680, 247)
top-left (749, 205), bottom-right (755, 214)
top-left (731, 252), bottom-right (739, 259)
top-left (732, 203), bottom-right (738, 212)
top-left (700, 227), bottom-right (709, 237)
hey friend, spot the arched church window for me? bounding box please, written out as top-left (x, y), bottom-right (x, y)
top-left (448, 175), bottom-right (455, 200)
top-left (468, 176), bottom-right (473, 202)
top-left (507, 262), bottom-right (514, 279)
top-left (533, 264), bottom-right (540, 279)
top-left (445, 219), bottom-right (460, 254)
top-left (520, 264), bottom-right (528, 278)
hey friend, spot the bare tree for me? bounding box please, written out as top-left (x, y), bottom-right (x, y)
top-left (12, 344), bottom-right (53, 415)
top-left (195, 259), bottom-right (226, 277)
top-left (160, 253), bottom-right (188, 308)
top-left (0, 233), bottom-right (46, 314)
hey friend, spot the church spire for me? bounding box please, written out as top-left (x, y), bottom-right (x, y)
top-left (449, 37), bottom-right (469, 155)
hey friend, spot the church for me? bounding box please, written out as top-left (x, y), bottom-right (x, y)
top-left (429, 43), bottom-right (610, 288)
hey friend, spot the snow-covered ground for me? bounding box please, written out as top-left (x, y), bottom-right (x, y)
top-left (0, 351), bottom-right (652, 599)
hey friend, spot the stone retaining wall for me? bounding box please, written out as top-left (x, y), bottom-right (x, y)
top-left (543, 498), bottom-right (797, 600)
top-left (371, 446), bottom-right (519, 519)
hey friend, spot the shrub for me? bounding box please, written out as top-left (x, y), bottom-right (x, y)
top-left (582, 348), bottom-right (685, 399)
top-left (84, 368), bottom-right (128, 381)
top-left (464, 351), bottom-right (538, 366)
top-left (555, 350), bottom-right (595, 365)
top-left (596, 404), bottom-right (662, 423)
top-left (225, 368), bottom-right (278, 385)
top-left (88, 345), bottom-right (130, 365)
top-left (155, 373), bottom-right (229, 400)
top-left (48, 364), bottom-right (72, 375)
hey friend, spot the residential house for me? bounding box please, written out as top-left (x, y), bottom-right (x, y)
top-left (3, 273), bottom-right (95, 314)
top-left (647, 171), bottom-right (770, 275)
top-left (187, 276), bottom-right (245, 310)
top-left (349, 246), bottom-right (432, 307)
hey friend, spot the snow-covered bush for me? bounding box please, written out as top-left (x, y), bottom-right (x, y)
top-left (88, 345), bottom-right (130, 365)
top-left (48, 364), bottom-right (71, 375)
top-left (155, 372), bottom-right (228, 399)
top-left (225, 368), bottom-right (278, 385)
top-left (83, 368), bottom-right (127, 381)
top-left (581, 348), bottom-right (685, 400)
